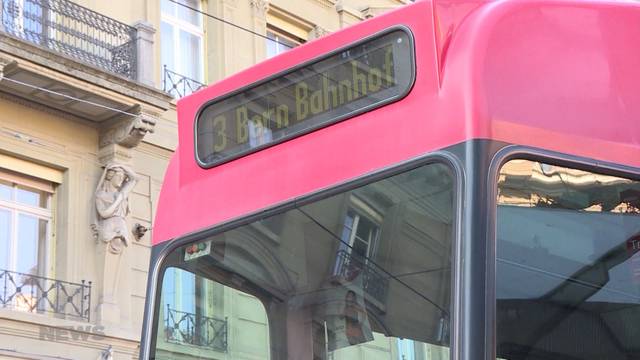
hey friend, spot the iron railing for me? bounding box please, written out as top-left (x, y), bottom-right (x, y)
top-left (165, 305), bottom-right (228, 352)
top-left (333, 250), bottom-right (389, 305)
top-left (163, 65), bottom-right (206, 98)
top-left (0, 0), bottom-right (137, 79)
top-left (0, 268), bottom-right (91, 322)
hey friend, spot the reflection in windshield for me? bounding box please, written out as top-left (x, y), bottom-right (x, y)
top-left (497, 160), bottom-right (640, 360)
top-left (152, 162), bottom-right (454, 360)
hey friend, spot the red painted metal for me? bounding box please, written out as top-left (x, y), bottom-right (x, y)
top-left (153, 0), bottom-right (640, 245)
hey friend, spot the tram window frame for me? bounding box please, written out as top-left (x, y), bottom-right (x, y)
top-left (147, 155), bottom-right (462, 360)
top-left (491, 153), bottom-right (640, 360)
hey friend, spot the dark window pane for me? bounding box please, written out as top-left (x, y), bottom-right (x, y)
top-left (197, 29), bottom-right (413, 166)
top-left (153, 162), bottom-right (455, 359)
top-left (496, 160), bottom-right (640, 360)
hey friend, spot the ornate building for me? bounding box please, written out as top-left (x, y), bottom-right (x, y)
top-left (0, 0), bottom-right (409, 358)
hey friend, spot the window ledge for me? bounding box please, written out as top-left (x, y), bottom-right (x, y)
top-left (0, 33), bottom-right (173, 112)
top-left (0, 308), bottom-right (140, 342)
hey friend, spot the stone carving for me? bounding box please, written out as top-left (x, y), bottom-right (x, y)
top-left (309, 25), bottom-right (330, 40)
top-left (249, 0), bottom-right (269, 16)
top-left (99, 113), bottom-right (156, 149)
top-left (0, 56), bottom-right (18, 82)
top-left (92, 163), bottom-right (139, 254)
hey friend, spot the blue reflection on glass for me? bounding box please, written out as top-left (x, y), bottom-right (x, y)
top-left (16, 188), bottom-right (40, 207)
top-left (0, 209), bottom-right (10, 270)
top-left (17, 214), bottom-right (38, 275)
top-left (0, 183), bottom-right (11, 201)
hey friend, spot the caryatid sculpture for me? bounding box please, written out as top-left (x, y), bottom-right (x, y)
top-left (93, 163), bottom-right (139, 254)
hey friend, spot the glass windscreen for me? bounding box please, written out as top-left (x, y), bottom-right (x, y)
top-left (152, 162), bottom-right (455, 359)
top-left (496, 160), bottom-right (640, 360)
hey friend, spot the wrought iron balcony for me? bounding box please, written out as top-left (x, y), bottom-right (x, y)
top-left (165, 305), bottom-right (228, 352)
top-left (163, 65), bottom-right (206, 98)
top-left (0, 268), bottom-right (91, 322)
top-left (333, 250), bottom-right (389, 305)
top-left (0, 0), bottom-right (137, 79)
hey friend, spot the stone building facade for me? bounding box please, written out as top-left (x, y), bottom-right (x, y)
top-left (0, 0), bottom-right (408, 359)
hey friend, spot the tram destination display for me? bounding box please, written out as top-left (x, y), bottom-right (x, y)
top-left (196, 29), bottom-right (414, 167)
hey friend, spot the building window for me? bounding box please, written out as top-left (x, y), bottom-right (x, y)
top-left (266, 27), bottom-right (302, 58)
top-left (338, 196), bottom-right (383, 264)
top-left (0, 169), bottom-right (53, 278)
top-left (2, 0), bottom-right (46, 41)
top-left (161, 0), bottom-right (204, 84)
top-left (333, 199), bottom-right (382, 277)
top-left (340, 208), bottom-right (380, 262)
top-left (161, 267), bottom-right (226, 352)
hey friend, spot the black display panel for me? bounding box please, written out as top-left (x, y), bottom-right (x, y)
top-left (196, 28), bottom-right (415, 167)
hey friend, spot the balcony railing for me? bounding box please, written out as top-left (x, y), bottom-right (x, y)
top-left (0, 0), bottom-right (137, 79)
top-left (163, 65), bottom-right (206, 98)
top-left (333, 250), bottom-right (389, 305)
top-left (165, 305), bottom-right (228, 352)
top-left (0, 268), bottom-right (91, 322)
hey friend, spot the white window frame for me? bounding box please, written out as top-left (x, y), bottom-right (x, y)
top-left (161, 0), bottom-right (205, 83)
top-left (0, 174), bottom-right (52, 277)
top-left (266, 26), bottom-right (302, 58)
top-left (343, 196), bottom-right (382, 261)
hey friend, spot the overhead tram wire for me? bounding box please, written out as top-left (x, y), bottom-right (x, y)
top-left (2, 76), bottom-right (250, 153)
top-left (0, 12), bottom-right (448, 316)
top-left (1, 77), bottom-right (140, 118)
top-left (168, 0), bottom-right (294, 49)
top-left (296, 207), bottom-right (450, 318)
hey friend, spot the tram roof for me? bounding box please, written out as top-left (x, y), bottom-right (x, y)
top-left (154, 0), bottom-right (640, 245)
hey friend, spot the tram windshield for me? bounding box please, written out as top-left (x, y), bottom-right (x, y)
top-left (151, 162), bottom-right (455, 360)
top-left (496, 160), bottom-right (640, 360)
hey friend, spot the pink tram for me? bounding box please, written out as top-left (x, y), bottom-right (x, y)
top-left (141, 1), bottom-right (640, 359)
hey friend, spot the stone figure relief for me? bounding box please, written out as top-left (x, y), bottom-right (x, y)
top-left (92, 163), bottom-right (139, 254)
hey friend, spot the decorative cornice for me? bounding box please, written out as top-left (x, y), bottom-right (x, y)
top-left (99, 106), bottom-right (159, 149)
top-left (335, 3), bottom-right (364, 21)
top-left (249, 0), bottom-right (269, 17)
top-left (314, 0), bottom-right (336, 8)
top-left (309, 25), bottom-right (330, 40)
top-left (0, 57), bottom-right (17, 80)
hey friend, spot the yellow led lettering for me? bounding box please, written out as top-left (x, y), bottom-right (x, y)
top-left (352, 61), bottom-right (367, 98)
top-left (236, 107), bottom-right (249, 144)
top-left (261, 108), bottom-right (275, 130)
top-left (199, 36), bottom-right (407, 164)
top-left (251, 115), bottom-right (264, 137)
top-left (213, 115), bottom-right (227, 152)
top-left (309, 86), bottom-right (323, 115)
top-left (384, 47), bottom-right (394, 86)
top-left (276, 105), bottom-right (289, 128)
top-left (368, 68), bottom-right (382, 92)
top-left (338, 79), bottom-right (353, 105)
top-left (323, 74), bottom-right (339, 110)
top-left (295, 82), bottom-right (309, 121)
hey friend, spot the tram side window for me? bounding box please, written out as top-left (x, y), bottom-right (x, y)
top-left (496, 160), bottom-right (640, 360)
top-left (152, 162), bottom-right (455, 360)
